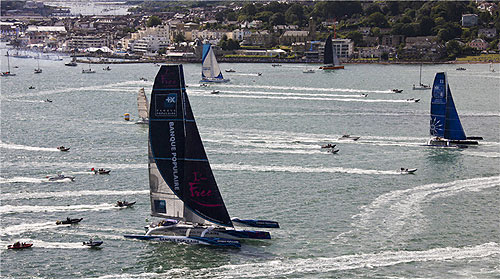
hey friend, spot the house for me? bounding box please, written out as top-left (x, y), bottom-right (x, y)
top-left (478, 28), bottom-right (497, 39)
top-left (381, 35), bottom-right (405, 47)
top-left (242, 30), bottom-right (273, 47)
top-left (461, 14), bottom-right (478, 27)
top-left (468, 38), bottom-right (488, 51)
top-left (279, 30), bottom-right (309, 46)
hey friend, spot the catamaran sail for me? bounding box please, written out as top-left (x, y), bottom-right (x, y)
top-left (320, 34), bottom-right (344, 70)
top-left (136, 88), bottom-right (149, 124)
top-left (427, 72), bottom-right (479, 146)
top-left (200, 44), bottom-right (229, 83)
top-left (125, 65), bottom-right (275, 246)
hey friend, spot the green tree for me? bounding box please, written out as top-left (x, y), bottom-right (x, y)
top-left (285, 4), bottom-right (306, 26)
top-left (346, 31), bottom-right (363, 46)
top-left (418, 16), bottom-right (435, 36)
top-left (270, 12), bottom-right (286, 26)
top-left (446, 40), bottom-right (461, 59)
top-left (363, 12), bottom-right (388, 27)
top-left (146, 16), bottom-right (161, 27)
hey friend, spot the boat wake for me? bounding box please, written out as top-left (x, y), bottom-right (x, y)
top-left (0, 176), bottom-right (47, 184)
top-left (350, 176), bottom-right (500, 241)
top-left (0, 203), bottom-right (116, 214)
top-left (196, 83), bottom-right (394, 94)
top-left (212, 163), bottom-right (400, 175)
top-left (1, 189), bottom-right (148, 201)
top-left (0, 221), bottom-right (59, 236)
top-left (84, 242), bottom-right (499, 278)
top-left (0, 141), bottom-right (59, 152)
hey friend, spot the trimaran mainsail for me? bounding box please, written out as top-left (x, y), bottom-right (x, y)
top-left (136, 88), bottom-right (149, 124)
top-left (427, 72), bottom-right (482, 147)
top-left (320, 34), bottom-right (344, 70)
top-left (125, 65), bottom-right (277, 247)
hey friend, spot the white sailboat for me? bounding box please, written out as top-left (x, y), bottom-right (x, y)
top-left (200, 44), bottom-right (229, 83)
top-left (34, 55), bottom-right (42, 74)
top-left (412, 64), bottom-right (430, 90)
top-left (1, 50), bottom-right (16, 77)
top-left (136, 88), bottom-right (148, 124)
top-left (124, 65), bottom-right (277, 247)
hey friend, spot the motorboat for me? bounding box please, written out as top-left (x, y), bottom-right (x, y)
top-left (82, 68), bottom-right (95, 74)
top-left (211, 90), bottom-right (220, 94)
top-left (56, 217), bottom-right (83, 225)
top-left (338, 134), bottom-right (360, 141)
top-left (57, 146), bottom-right (70, 151)
top-left (115, 201), bottom-right (136, 208)
top-left (29, 86), bottom-right (35, 89)
top-left (103, 66), bottom-right (111, 71)
top-left (456, 67), bottom-right (466, 71)
top-left (303, 69), bottom-right (315, 73)
top-left (44, 99), bottom-right (52, 103)
top-left (47, 174), bottom-right (75, 182)
top-left (392, 89), bottom-right (403, 93)
top-left (83, 239), bottom-right (103, 247)
top-left (7, 242), bottom-right (33, 249)
top-left (399, 168), bottom-right (417, 174)
top-left (91, 168), bottom-right (111, 174)
top-left (225, 68), bottom-right (236, 72)
top-left (321, 144), bottom-right (336, 149)
top-left (140, 77), bottom-right (148, 81)
top-left (407, 98), bottom-right (420, 103)
top-left (272, 64), bottom-right (282, 67)
top-left (257, 72), bottom-right (262, 76)
top-left (361, 94), bottom-right (368, 97)
top-left (65, 61), bottom-right (77, 66)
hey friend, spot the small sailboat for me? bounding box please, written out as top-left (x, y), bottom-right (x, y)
top-left (1, 51), bottom-right (16, 76)
top-left (412, 64), bottom-right (430, 90)
top-left (34, 55), bottom-right (42, 74)
top-left (124, 65), bottom-right (277, 247)
top-left (320, 34), bottom-right (344, 70)
top-left (200, 44), bottom-right (229, 83)
top-left (490, 63), bottom-right (496, 72)
top-left (136, 88), bottom-right (149, 124)
top-left (426, 72), bottom-right (482, 147)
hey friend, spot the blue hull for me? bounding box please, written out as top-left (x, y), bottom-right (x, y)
top-left (232, 218), bottom-right (280, 229)
top-left (123, 235), bottom-right (241, 248)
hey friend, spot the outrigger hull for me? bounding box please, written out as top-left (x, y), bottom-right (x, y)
top-left (144, 224), bottom-right (271, 240)
top-left (124, 235), bottom-right (241, 248)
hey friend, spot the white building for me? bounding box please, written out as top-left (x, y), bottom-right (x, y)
top-left (131, 35), bottom-right (170, 54)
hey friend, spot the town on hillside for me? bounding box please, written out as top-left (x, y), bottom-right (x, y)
top-left (1, 1), bottom-right (499, 63)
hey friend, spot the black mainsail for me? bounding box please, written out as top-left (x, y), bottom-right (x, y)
top-left (149, 65), bottom-right (232, 227)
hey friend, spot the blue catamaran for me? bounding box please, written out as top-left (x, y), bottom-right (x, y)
top-left (200, 44), bottom-right (229, 83)
top-left (427, 72), bottom-right (481, 147)
top-left (124, 65), bottom-right (276, 247)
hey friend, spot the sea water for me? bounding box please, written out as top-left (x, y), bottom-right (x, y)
top-left (1, 51), bottom-right (499, 278)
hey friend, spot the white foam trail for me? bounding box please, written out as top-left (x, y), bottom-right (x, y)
top-left (0, 141), bottom-right (58, 152)
top-left (0, 221), bottom-right (59, 236)
top-left (0, 203), bottom-right (116, 214)
top-left (189, 88), bottom-right (369, 99)
top-left (82, 243), bottom-right (499, 278)
top-left (1, 162), bottom-right (147, 171)
top-left (203, 93), bottom-right (411, 103)
top-left (191, 83), bottom-right (394, 94)
top-left (212, 163), bottom-right (398, 175)
top-left (354, 176), bottom-right (500, 238)
top-left (464, 151), bottom-right (500, 158)
top-left (0, 177), bottom-right (47, 184)
top-left (1, 190), bottom-right (149, 201)
top-left (30, 239), bottom-right (88, 249)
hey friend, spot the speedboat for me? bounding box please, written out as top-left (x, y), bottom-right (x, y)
top-left (47, 174), bottom-right (75, 182)
top-left (272, 64), bottom-right (282, 67)
top-left (211, 90), bottom-right (220, 94)
top-left (44, 99), bottom-right (52, 103)
top-left (56, 217), bottom-right (83, 225)
top-left (57, 146), bottom-right (70, 151)
top-left (29, 86), bottom-right (35, 89)
top-left (361, 94), bottom-right (368, 97)
top-left (83, 239), bottom-right (103, 247)
top-left (115, 201), bottom-right (136, 208)
top-left (82, 68), bottom-right (95, 74)
top-left (456, 67), bottom-right (466, 71)
top-left (328, 149), bottom-right (340, 154)
top-left (303, 69), bottom-right (315, 73)
top-left (91, 168), bottom-right (110, 174)
top-left (65, 61), bottom-right (77, 67)
top-left (140, 77), bottom-right (148, 81)
top-left (7, 242), bottom-right (33, 249)
top-left (406, 98), bottom-right (420, 103)
top-left (338, 134), bottom-right (360, 141)
top-left (399, 168), bottom-right (417, 174)
top-left (321, 144), bottom-right (336, 149)
top-left (392, 89), bottom-right (403, 93)
top-left (103, 66), bottom-right (111, 71)
top-left (225, 69), bottom-right (236, 72)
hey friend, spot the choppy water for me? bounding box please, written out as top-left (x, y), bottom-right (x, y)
top-left (1, 51), bottom-right (499, 278)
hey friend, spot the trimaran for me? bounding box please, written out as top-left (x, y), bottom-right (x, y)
top-left (124, 65), bottom-right (278, 247)
top-left (426, 72), bottom-right (482, 147)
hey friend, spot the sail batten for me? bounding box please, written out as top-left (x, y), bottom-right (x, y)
top-left (149, 64), bottom-right (233, 227)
